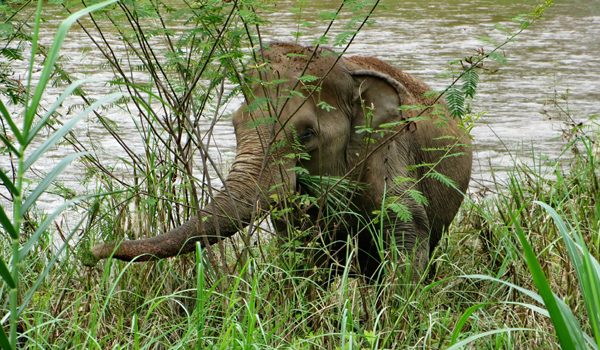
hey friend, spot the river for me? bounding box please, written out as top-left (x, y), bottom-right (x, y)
top-left (2, 0), bottom-right (600, 212)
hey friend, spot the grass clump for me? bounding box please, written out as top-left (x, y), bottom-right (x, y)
top-left (451, 129), bottom-right (600, 349)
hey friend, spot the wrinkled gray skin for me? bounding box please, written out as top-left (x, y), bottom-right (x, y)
top-left (90, 43), bottom-right (472, 278)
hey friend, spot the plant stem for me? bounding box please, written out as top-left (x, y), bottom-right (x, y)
top-left (10, 154), bottom-right (24, 350)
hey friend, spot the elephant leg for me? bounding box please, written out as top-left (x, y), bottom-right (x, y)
top-left (392, 223), bottom-right (430, 277)
top-left (425, 220), bottom-right (446, 279)
top-left (382, 201), bottom-right (431, 280)
top-left (355, 230), bottom-right (386, 281)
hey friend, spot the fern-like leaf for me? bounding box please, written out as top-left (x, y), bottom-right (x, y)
top-left (446, 86), bottom-right (465, 118)
top-left (462, 69), bottom-right (480, 99)
top-left (425, 170), bottom-right (458, 190)
top-left (0, 48), bottom-right (23, 61)
top-left (387, 202), bottom-right (413, 222)
top-left (407, 189), bottom-right (429, 206)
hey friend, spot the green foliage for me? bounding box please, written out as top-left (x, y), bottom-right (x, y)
top-left (535, 202), bottom-right (600, 348)
top-left (511, 207), bottom-right (590, 349)
top-left (425, 169), bottom-right (458, 190)
top-left (449, 122), bottom-right (599, 348)
top-left (461, 68), bottom-right (479, 99)
top-left (297, 173), bottom-right (364, 216)
top-left (0, 1), bottom-right (119, 349)
top-left (384, 197), bottom-right (412, 222)
top-left (446, 85), bottom-right (466, 118)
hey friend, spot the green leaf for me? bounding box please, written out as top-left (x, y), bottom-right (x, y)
top-left (0, 327), bottom-right (10, 350)
top-left (0, 133), bottom-right (20, 156)
top-left (0, 169), bottom-right (18, 197)
top-left (459, 273), bottom-right (599, 345)
top-left (461, 69), bottom-right (479, 99)
top-left (298, 75), bottom-right (319, 83)
top-left (445, 86), bottom-right (465, 118)
top-left (0, 99), bottom-right (23, 143)
top-left (0, 47), bottom-right (22, 61)
top-left (0, 205), bottom-right (17, 239)
top-left (393, 176), bottom-right (415, 185)
top-left (386, 201), bottom-right (412, 222)
top-left (317, 100), bottom-right (336, 112)
top-left (446, 328), bottom-right (534, 350)
top-left (288, 90), bottom-right (306, 99)
top-left (318, 10), bottom-right (338, 21)
top-left (23, 0), bottom-right (119, 136)
top-left (24, 92), bottom-right (120, 170)
top-left (246, 97), bottom-right (270, 113)
top-left (290, 166), bottom-right (309, 175)
top-left (477, 35), bottom-right (497, 46)
top-left (449, 302), bottom-right (489, 345)
top-left (245, 115), bottom-right (276, 129)
top-left (489, 51), bottom-right (508, 64)
top-left (511, 212), bottom-right (588, 350)
top-left (0, 259), bottom-right (15, 288)
top-left (536, 201), bottom-right (600, 346)
top-left (461, 274), bottom-right (545, 304)
top-left (19, 194), bottom-right (89, 260)
top-left (26, 79), bottom-right (91, 145)
top-left (18, 210), bottom-right (88, 318)
top-left (21, 152), bottom-right (87, 215)
top-left (425, 170), bottom-right (458, 190)
top-left (406, 189), bottom-right (428, 206)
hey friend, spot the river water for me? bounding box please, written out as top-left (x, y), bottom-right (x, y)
top-left (3, 0), bottom-right (600, 212)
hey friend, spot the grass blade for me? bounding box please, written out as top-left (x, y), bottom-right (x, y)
top-left (0, 205), bottom-right (16, 239)
top-left (0, 259), bottom-right (15, 288)
top-left (23, 0), bottom-right (119, 135)
top-left (24, 92), bottom-right (120, 170)
top-left (17, 214), bottom-right (85, 318)
top-left (449, 303), bottom-right (489, 345)
top-left (0, 133), bottom-right (20, 156)
top-left (21, 152), bottom-right (86, 215)
top-left (536, 201), bottom-right (600, 347)
top-left (0, 170), bottom-right (18, 196)
top-left (461, 274), bottom-right (544, 304)
top-left (0, 327), bottom-right (10, 350)
top-left (18, 193), bottom-right (93, 260)
top-left (196, 243), bottom-right (207, 340)
top-left (511, 211), bottom-right (588, 349)
top-left (0, 99), bottom-right (22, 143)
top-left (580, 251), bottom-right (600, 346)
top-left (26, 79), bottom-right (91, 145)
top-left (446, 328), bottom-right (533, 350)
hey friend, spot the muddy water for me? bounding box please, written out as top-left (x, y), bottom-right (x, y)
top-left (3, 0), bottom-right (600, 213)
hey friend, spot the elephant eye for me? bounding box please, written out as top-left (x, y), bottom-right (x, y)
top-left (298, 128), bottom-right (316, 143)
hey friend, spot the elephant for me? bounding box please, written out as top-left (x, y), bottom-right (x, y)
top-left (89, 42), bottom-right (472, 279)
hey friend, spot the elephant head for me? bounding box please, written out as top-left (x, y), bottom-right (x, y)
top-left (89, 42), bottom-right (472, 277)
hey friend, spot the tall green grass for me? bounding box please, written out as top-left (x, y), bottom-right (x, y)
top-left (449, 131), bottom-right (600, 349)
top-left (0, 1), bottom-right (119, 349)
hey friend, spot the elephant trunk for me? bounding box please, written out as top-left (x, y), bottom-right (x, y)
top-left (89, 128), bottom-right (293, 263)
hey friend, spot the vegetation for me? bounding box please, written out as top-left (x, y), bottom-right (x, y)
top-left (1, 0), bottom-right (598, 349)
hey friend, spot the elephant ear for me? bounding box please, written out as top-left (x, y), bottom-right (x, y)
top-left (350, 70), bottom-right (413, 137)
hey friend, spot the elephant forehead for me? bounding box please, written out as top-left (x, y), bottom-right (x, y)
top-left (242, 73), bottom-right (350, 115)
top-left (261, 42), bottom-right (342, 72)
top-left (248, 51), bottom-right (351, 89)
